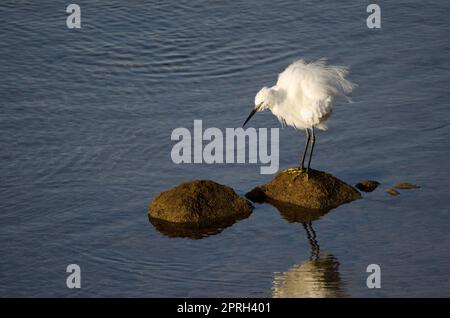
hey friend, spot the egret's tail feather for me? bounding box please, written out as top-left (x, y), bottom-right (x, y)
top-left (325, 63), bottom-right (357, 102)
top-left (307, 58), bottom-right (357, 102)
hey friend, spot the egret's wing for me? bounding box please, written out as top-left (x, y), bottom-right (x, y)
top-left (276, 59), bottom-right (356, 129)
top-left (278, 59), bottom-right (356, 104)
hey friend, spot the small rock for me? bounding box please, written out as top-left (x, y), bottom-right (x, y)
top-left (355, 180), bottom-right (380, 192)
top-left (245, 168), bottom-right (361, 211)
top-left (245, 187), bottom-right (267, 203)
top-left (386, 188), bottom-right (400, 196)
top-left (148, 180), bottom-right (253, 226)
top-left (394, 182), bottom-right (420, 190)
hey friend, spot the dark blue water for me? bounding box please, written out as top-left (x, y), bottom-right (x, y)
top-left (1, 1), bottom-right (450, 297)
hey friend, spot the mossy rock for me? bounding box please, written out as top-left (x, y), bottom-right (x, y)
top-left (246, 168), bottom-right (361, 211)
top-left (148, 180), bottom-right (253, 227)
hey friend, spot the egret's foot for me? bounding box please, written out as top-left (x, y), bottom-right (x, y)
top-left (304, 170), bottom-right (310, 181)
top-left (304, 166), bottom-right (314, 181)
top-left (286, 167), bottom-right (299, 175)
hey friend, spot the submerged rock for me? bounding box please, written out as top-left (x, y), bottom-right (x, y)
top-left (394, 182), bottom-right (420, 190)
top-left (148, 180), bottom-right (253, 227)
top-left (386, 188), bottom-right (400, 196)
top-left (355, 180), bottom-right (380, 192)
top-left (246, 168), bottom-right (361, 211)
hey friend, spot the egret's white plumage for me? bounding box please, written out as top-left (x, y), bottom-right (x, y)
top-left (244, 58), bottom-right (356, 170)
top-left (253, 58), bottom-right (355, 130)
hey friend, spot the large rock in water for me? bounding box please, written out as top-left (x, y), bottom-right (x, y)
top-left (148, 180), bottom-right (253, 226)
top-left (246, 168), bottom-right (361, 211)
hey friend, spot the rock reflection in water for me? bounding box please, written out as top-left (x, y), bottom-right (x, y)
top-left (149, 215), bottom-right (244, 239)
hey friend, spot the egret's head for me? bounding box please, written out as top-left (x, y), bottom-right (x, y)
top-left (243, 87), bottom-right (276, 127)
top-left (255, 86), bottom-right (276, 111)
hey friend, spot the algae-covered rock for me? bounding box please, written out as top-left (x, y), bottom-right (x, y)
top-left (148, 180), bottom-right (253, 226)
top-left (246, 168), bottom-right (361, 211)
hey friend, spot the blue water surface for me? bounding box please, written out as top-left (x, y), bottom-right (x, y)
top-left (1, 1), bottom-right (449, 297)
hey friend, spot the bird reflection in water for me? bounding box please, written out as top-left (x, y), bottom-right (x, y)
top-left (270, 201), bottom-right (346, 298)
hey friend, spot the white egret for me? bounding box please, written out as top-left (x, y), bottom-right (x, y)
top-left (243, 59), bottom-right (356, 172)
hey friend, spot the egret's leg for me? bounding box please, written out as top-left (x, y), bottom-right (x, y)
top-left (307, 127), bottom-right (315, 172)
top-left (300, 128), bottom-right (310, 170)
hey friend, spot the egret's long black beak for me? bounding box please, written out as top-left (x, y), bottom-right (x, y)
top-left (243, 108), bottom-right (257, 127)
top-left (243, 103), bottom-right (262, 127)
